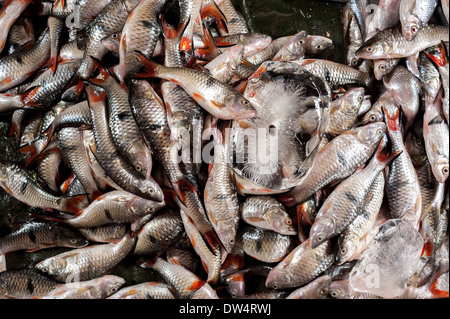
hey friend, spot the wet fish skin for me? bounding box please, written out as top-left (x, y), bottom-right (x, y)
top-left (400, 0), bottom-right (438, 41)
top-left (309, 137), bottom-right (400, 249)
top-left (216, 0), bottom-right (249, 35)
top-left (360, 90), bottom-right (395, 125)
top-left (107, 282), bottom-right (176, 299)
top-left (356, 25), bottom-right (449, 59)
top-left (86, 85), bottom-right (163, 203)
top-left (63, 190), bottom-right (165, 228)
top-left (212, 33), bottom-right (272, 58)
top-left (329, 279), bottom-right (383, 299)
top-left (265, 238), bottom-right (335, 290)
top-left (205, 44), bottom-right (245, 83)
top-left (273, 31), bottom-right (307, 62)
top-left (373, 58), bottom-right (401, 80)
top-left (279, 122), bottom-right (386, 208)
top-left (133, 209), bottom-right (184, 256)
top-left (39, 275), bottom-right (125, 299)
top-left (241, 195), bottom-right (296, 235)
top-left (0, 28), bottom-right (51, 91)
top-left (5, 17), bottom-right (35, 55)
top-left (237, 226), bottom-right (294, 263)
top-left (336, 171), bottom-right (385, 265)
top-left (0, 161), bottom-right (89, 214)
top-left (35, 231), bottom-right (136, 282)
top-left (136, 54), bottom-right (257, 120)
top-left (305, 35), bottom-right (333, 58)
top-left (78, 224), bottom-right (127, 243)
top-left (0, 221), bottom-right (88, 256)
top-left (384, 106), bottom-right (422, 226)
top-left (0, 0), bottom-right (32, 54)
top-left (0, 270), bottom-right (59, 299)
top-left (285, 275), bottom-right (331, 299)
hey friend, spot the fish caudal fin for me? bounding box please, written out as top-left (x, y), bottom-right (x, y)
top-left (134, 51), bottom-right (162, 78)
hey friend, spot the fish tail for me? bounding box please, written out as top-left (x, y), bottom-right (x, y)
top-left (139, 257), bottom-right (158, 269)
top-left (17, 140), bottom-right (44, 167)
top-left (134, 51), bottom-right (162, 78)
top-left (425, 42), bottom-right (448, 68)
top-left (84, 84), bottom-right (107, 104)
top-left (161, 14), bottom-right (189, 41)
top-left (375, 138), bottom-right (402, 166)
top-left (49, 55), bottom-right (58, 74)
top-left (82, 56), bottom-right (111, 86)
top-left (200, 1), bottom-right (228, 35)
top-left (382, 105), bottom-right (401, 132)
top-left (195, 22), bottom-right (220, 61)
top-left (60, 172), bottom-right (76, 195)
top-left (7, 121), bottom-right (20, 142)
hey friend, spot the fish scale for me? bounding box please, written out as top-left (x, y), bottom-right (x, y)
top-left (0, 270), bottom-right (58, 299)
top-left (35, 232), bottom-right (136, 282)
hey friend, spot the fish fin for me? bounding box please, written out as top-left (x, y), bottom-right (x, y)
top-left (60, 172), bottom-right (75, 195)
top-left (84, 84), bottom-right (107, 104)
top-left (200, 1), bottom-right (228, 35)
top-left (17, 142), bottom-right (40, 167)
top-left (187, 280), bottom-right (204, 291)
top-left (134, 51), bottom-right (162, 78)
top-left (161, 14), bottom-right (189, 41)
top-left (246, 216), bottom-right (265, 223)
top-left (173, 177), bottom-right (199, 202)
top-left (425, 42), bottom-right (448, 68)
top-left (194, 22), bottom-right (221, 61)
top-left (19, 85), bottom-right (43, 108)
top-left (375, 137), bottom-right (402, 166)
top-left (49, 55), bottom-right (58, 74)
top-left (58, 194), bottom-right (89, 214)
top-left (210, 100), bottom-right (226, 109)
top-left (139, 257), bottom-right (157, 269)
top-left (382, 105), bottom-right (401, 132)
top-left (233, 80), bottom-right (248, 94)
top-left (82, 57), bottom-right (111, 85)
top-left (241, 59), bottom-right (257, 68)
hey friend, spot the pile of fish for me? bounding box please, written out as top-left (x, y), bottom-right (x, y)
top-left (0, 0), bottom-right (449, 299)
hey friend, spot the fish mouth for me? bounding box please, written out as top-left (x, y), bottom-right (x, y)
top-left (229, 107), bottom-right (257, 120)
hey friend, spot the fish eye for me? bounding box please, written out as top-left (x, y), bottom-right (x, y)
top-left (340, 248), bottom-right (347, 255)
top-left (131, 79), bottom-right (138, 84)
top-left (352, 58), bottom-right (358, 65)
top-left (316, 45), bottom-right (322, 49)
top-left (147, 206), bottom-right (155, 213)
top-left (380, 64), bottom-right (386, 70)
top-left (370, 115), bottom-right (377, 122)
top-left (285, 218), bottom-right (292, 225)
top-left (366, 47), bottom-right (373, 52)
top-left (148, 187), bottom-right (155, 194)
top-left (112, 33), bottom-right (118, 39)
top-left (320, 288), bottom-right (328, 295)
top-left (331, 291), bottom-right (338, 298)
top-left (70, 239), bottom-right (78, 244)
top-left (272, 284), bottom-right (278, 289)
top-left (443, 167), bottom-right (449, 175)
top-left (111, 287), bottom-right (118, 293)
top-left (411, 26), bottom-right (418, 33)
top-left (41, 267), bottom-right (48, 273)
top-left (299, 40), bottom-right (305, 45)
top-left (135, 164), bottom-right (142, 171)
top-left (79, 35), bottom-right (84, 40)
top-left (231, 292), bottom-right (237, 298)
top-left (358, 96), bottom-right (363, 101)
top-left (317, 235), bottom-right (324, 242)
top-left (242, 99), bottom-right (250, 106)
top-left (229, 238), bottom-right (235, 245)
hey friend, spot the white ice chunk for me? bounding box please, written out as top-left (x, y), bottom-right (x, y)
top-left (349, 219), bottom-right (424, 298)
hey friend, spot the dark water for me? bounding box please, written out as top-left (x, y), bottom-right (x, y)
top-left (0, 0), bottom-right (344, 287)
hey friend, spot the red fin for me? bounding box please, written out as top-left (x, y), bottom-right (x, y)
top-left (193, 92), bottom-right (205, 101)
top-left (382, 106), bottom-right (401, 131)
top-left (194, 22), bottom-right (220, 61)
top-left (430, 280), bottom-right (449, 298)
top-left (421, 242), bottom-right (434, 257)
top-left (20, 85), bottom-right (43, 107)
top-left (187, 280), bottom-right (204, 291)
top-left (60, 194), bottom-right (89, 214)
top-left (85, 85), bottom-right (107, 104)
top-left (135, 51), bottom-right (161, 78)
top-left (17, 142), bottom-right (40, 167)
top-left (200, 2), bottom-right (228, 35)
top-left (49, 56), bottom-right (57, 74)
top-left (173, 178), bottom-right (198, 205)
top-left (60, 172), bottom-right (75, 195)
top-left (161, 15), bottom-right (189, 40)
top-left (375, 137), bottom-right (402, 165)
top-left (180, 36), bottom-right (193, 55)
top-left (83, 57), bottom-right (111, 85)
top-left (425, 43), bottom-right (448, 67)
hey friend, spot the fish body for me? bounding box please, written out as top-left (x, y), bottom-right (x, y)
top-left (0, 270), bottom-right (58, 299)
top-left (107, 282), bottom-right (176, 299)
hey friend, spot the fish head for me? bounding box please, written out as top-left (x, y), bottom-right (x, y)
top-left (128, 195), bottom-right (165, 217)
top-left (405, 130), bottom-right (426, 163)
top-left (99, 275), bottom-right (126, 297)
top-left (356, 35), bottom-right (391, 60)
top-left (217, 218), bottom-right (240, 253)
top-left (306, 35), bottom-right (333, 57)
top-left (36, 257), bottom-right (66, 277)
top-left (336, 234), bottom-right (358, 266)
top-left (374, 59), bottom-right (398, 81)
top-left (343, 87), bottom-right (365, 113)
top-left (402, 15), bottom-right (422, 42)
top-left (281, 31), bottom-right (307, 61)
top-left (224, 94), bottom-right (257, 119)
top-left (329, 280), bottom-right (351, 299)
top-left (433, 158), bottom-right (450, 183)
top-left (309, 217), bottom-right (335, 249)
top-left (265, 262), bottom-right (292, 290)
top-left (265, 207), bottom-right (297, 235)
top-left (55, 225), bottom-right (89, 248)
top-left (227, 45), bottom-right (245, 72)
top-left (308, 275), bottom-right (332, 299)
top-left (127, 140), bottom-right (153, 179)
top-left (355, 122), bottom-right (386, 147)
top-left (224, 272), bottom-right (246, 298)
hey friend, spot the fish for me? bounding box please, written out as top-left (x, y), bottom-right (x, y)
top-left (265, 238), bottom-right (335, 290)
top-left (4, 17), bottom-right (35, 55)
top-left (140, 257), bottom-right (219, 299)
top-left (295, 59), bottom-right (372, 89)
top-left (336, 171), bottom-right (385, 265)
top-left (85, 84), bottom-right (164, 202)
top-left (35, 230), bottom-right (136, 282)
top-left (360, 90), bottom-right (395, 125)
top-left (133, 209), bottom-right (184, 256)
top-left (400, 0), bottom-right (439, 41)
top-left (0, 0), bottom-right (33, 54)
top-left (78, 224), bottom-right (127, 243)
top-left (212, 33), bottom-right (272, 58)
top-left (0, 161), bottom-right (89, 214)
top-left (204, 44), bottom-right (245, 83)
top-left (136, 52), bottom-right (257, 120)
top-left (236, 226), bottom-right (294, 263)
top-left (373, 58), bottom-right (401, 80)
top-left (272, 31), bottom-right (307, 62)
top-left (203, 120), bottom-right (240, 253)
top-left (279, 122), bottom-right (386, 208)
top-left (305, 35), bottom-right (333, 58)
top-left (107, 282), bottom-right (176, 299)
top-left (241, 195), bottom-right (296, 235)
top-left (116, 0), bottom-right (167, 82)
top-left (356, 24), bottom-right (449, 59)
top-left (329, 279), bottom-right (383, 299)
top-left (0, 270), bottom-right (59, 299)
top-left (366, 0), bottom-right (402, 40)
top-left (0, 27), bottom-right (51, 91)
top-left (383, 105), bottom-right (422, 226)
top-left (309, 138), bottom-right (401, 248)
top-left (216, 0), bottom-right (249, 35)
top-left (60, 190), bottom-right (165, 228)
top-left (285, 275), bottom-right (331, 299)
top-left (38, 275), bottom-right (125, 299)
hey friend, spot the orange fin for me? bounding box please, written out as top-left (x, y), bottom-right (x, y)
top-left (134, 51), bottom-right (161, 78)
top-left (200, 1), bottom-right (228, 35)
top-left (187, 280), bottom-right (204, 291)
